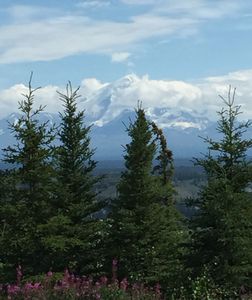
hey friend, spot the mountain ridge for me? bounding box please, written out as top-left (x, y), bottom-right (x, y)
top-left (0, 110), bottom-right (247, 159)
top-left (0, 73), bottom-right (251, 159)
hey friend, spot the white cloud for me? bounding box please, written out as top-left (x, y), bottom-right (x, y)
top-left (0, 13), bottom-right (197, 64)
top-left (153, 0), bottom-right (239, 19)
top-left (120, 0), bottom-right (157, 5)
top-left (122, 0), bottom-right (241, 19)
top-left (81, 78), bottom-right (109, 97)
top-left (0, 69), bottom-right (251, 126)
top-left (76, 1), bottom-right (111, 8)
top-left (7, 5), bottom-right (45, 19)
top-left (199, 70), bottom-right (252, 120)
top-left (111, 52), bottom-right (131, 63)
top-left (0, 84), bottom-right (60, 118)
top-left (0, 0), bottom-right (245, 64)
top-left (5, 5), bottom-right (60, 22)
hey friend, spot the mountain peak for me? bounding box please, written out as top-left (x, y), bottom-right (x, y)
top-left (113, 73), bottom-right (140, 89)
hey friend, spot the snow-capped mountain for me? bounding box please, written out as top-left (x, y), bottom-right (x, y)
top-left (0, 110), bottom-right (214, 160)
top-left (0, 74), bottom-right (251, 159)
top-left (80, 74), bottom-right (206, 129)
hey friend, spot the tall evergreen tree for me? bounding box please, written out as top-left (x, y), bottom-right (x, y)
top-left (188, 86), bottom-right (252, 290)
top-left (42, 82), bottom-right (104, 275)
top-left (109, 106), bottom-right (187, 291)
top-left (109, 105), bottom-right (156, 281)
top-left (0, 74), bottom-right (55, 278)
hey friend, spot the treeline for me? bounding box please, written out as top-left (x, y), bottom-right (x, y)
top-left (0, 79), bottom-right (252, 299)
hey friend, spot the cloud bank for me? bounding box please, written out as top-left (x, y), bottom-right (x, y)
top-left (0, 69), bottom-right (251, 126)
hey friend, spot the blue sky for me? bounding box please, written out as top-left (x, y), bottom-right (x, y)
top-left (0, 0), bottom-right (252, 88)
top-left (0, 0), bottom-right (252, 127)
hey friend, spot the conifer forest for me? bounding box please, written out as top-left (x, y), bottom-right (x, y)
top-left (0, 79), bottom-right (252, 300)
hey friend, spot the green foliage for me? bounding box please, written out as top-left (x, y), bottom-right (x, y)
top-left (0, 74), bottom-right (56, 279)
top-left (46, 82), bottom-right (105, 275)
top-left (188, 268), bottom-right (238, 300)
top-left (108, 106), bottom-right (157, 278)
top-left (188, 86), bottom-right (252, 290)
top-left (56, 83), bottom-right (100, 213)
top-left (108, 105), bottom-right (187, 290)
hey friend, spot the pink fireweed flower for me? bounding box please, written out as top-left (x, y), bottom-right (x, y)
top-left (61, 268), bottom-right (71, 288)
top-left (120, 278), bottom-right (128, 291)
top-left (70, 274), bottom-right (75, 284)
top-left (23, 282), bottom-right (42, 295)
top-left (113, 279), bottom-right (119, 288)
top-left (7, 284), bottom-right (21, 295)
top-left (112, 259), bottom-right (118, 282)
top-left (132, 283), bottom-right (139, 290)
top-left (64, 268), bottom-right (70, 279)
top-left (100, 276), bottom-right (108, 286)
top-left (47, 270), bottom-right (53, 277)
top-left (112, 258), bottom-right (118, 267)
top-left (16, 265), bottom-right (22, 285)
top-left (81, 277), bottom-right (91, 290)
top-left (33, 282), bottom-right (41, 289)
top-left (155, 283), bottom-right (162, 298)
top-left (24, 282), bottom-right (33, 290)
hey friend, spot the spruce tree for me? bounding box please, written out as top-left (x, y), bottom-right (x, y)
top-left (109, 105), bottom-right (156, 280)
top-left (43, 82), bottom-right (104, 275)
top-left (109, 106), bottom-right (187, 290)
top-left (188, 86), bottom-right (252, 290)
top-left (0, 74), bottom-right (55, 278)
